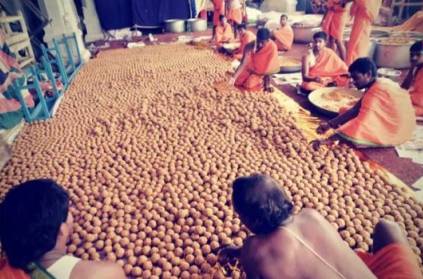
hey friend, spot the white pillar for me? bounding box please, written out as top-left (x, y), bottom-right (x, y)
top-left (83, 0), bottom-right (104, 43)
top-left (39, 0), bottom-right (90, 62)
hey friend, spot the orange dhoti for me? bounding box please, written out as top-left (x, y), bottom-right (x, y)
top-left (235, 41), bottom-right (279, 90)
top-left (321, 1), bottom-right (348, 42)
top-left (346, 0), bottom-right (382, 65)
top-left (346, 13), bottom-right (372, 65)
top-left (410, 68), bottom-right (423, 116)
top-left (357, 244), bottom-right (423, 279)
top-left (0, 260), bottom-right (29, 279)
top-left (337, 78), bottom-right (416, 146)
top-left (233, 30), bottom-right (256, 60)
top-left (273, 25), bottom-right (294, 51)
top-left (227, 8), bottom-right (243, 24)
top-left (301, 47), bottom-right (349, 91)
top-left (212, 0), bottom-right (225, 26)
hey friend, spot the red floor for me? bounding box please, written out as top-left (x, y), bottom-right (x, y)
top-left (93, 30), bottom-right (423, 187)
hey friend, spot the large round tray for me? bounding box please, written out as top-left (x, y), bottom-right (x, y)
top-left (308, 87), bottom-right (363, 116)
top-left (278, 56), bottom-right (302, 73)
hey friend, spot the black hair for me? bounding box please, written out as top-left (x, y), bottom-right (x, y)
top-left (219, 15), bottom-right (226, 21)
top-left (349, 57), bottom-right (377, 78)
top-left (313, 31), bottom-right (328, 41)
top-left (257, 28), bottom-right (271, 41)
top-left (280, 14), bottom-right (288, 20)
top-left (232, 174), bottom-right (293, 235)
top-left (0, 179), bottom-right (69, 269)
top-left (236, 23), bottom-right (247, 30)
top-left (410, 40), bottom-right (423, 53)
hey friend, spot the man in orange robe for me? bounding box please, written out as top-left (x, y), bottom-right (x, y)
top-left (233, 23), bottom-right (256, 60)
top-left (402, 41), bottom-right (423, 116)
top-left (272, 14), bottom-right (294, 51)
top-left (321, 0), bottom-right (348, 60)
top-left (301, 31), bottom-right (349, 93)
top-left (232, 28), bottom-right (279, 91)
top-left (226, 0), bottom-right (244, 25)
top-left (346, 0), bottom-right (382, 65)
top-left (215, 15), bottom-right (235, 48)
top-left (314, 58), bottom-right (416, 149)
top-left (212, 0), bottom-right (225, 39)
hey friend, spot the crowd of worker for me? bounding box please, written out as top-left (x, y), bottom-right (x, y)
top-left (212, 0), bottom-right (421, 150)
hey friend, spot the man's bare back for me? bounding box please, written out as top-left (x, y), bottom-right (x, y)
top-left (240, 209), bottom-right (376, 279)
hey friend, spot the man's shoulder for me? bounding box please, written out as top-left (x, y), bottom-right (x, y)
top-left (298, 208), bottom-right (324, 221)
top-left (372, 78), bottom-right (405, 95)
top-left (323, 47), bottom-right (340, 58)
top-left (71, 260), bottom-right (125, 279)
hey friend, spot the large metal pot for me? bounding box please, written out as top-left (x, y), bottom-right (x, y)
top-left (186, 19), bottom-right (207, 32)
top-left (375, 39), bottom-right (415, 69)
top-left (368, 40), bottom-right (377, 59)
top-left (292, 25), bottom-right (321, 43)
top-left (343, 29), bottom-right (390, 40)
top-left (164, 19), bottom-right (185, 33)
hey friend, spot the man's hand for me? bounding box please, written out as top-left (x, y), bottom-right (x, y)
top-left (315, 76), bottom-right (322, 83)
top-left (228, 77), bottom-right (236, 86)
top-left (311, 139), bottom-right (323, 151)
top-left (217, 245), bottom-right (241, 266)
top-left (316, 121), bottom-right (331, 134)
top-left (311, 138), bottom-right (333, 151)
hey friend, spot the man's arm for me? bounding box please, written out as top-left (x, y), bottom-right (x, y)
top-left (232, 42), bottom-right (254, 81)
top-left (328, 98), bottom-right (362, 128)
top-left (401, 68), bottom-right (415, 89)
top-left (239, 239), bottom-right (261, 279)
top-left (301, 55), bottom-right (320, 82)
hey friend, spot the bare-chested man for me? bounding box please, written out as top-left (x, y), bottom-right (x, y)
top-left (218, 174), bottom-right (422, 279)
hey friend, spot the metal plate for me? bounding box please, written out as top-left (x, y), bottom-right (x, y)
top-left (308, 87), bottom-right (363, 116)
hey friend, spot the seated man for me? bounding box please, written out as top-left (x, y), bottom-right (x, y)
top-left (301, 31), bottom-right (349, 93)
top-left (0, 179), bottom-right (125, 279)
top-left (401, 41), bottom-right (423, 116)
top-left (272, 14), bottom-right (294, 52)
top-left (215, 15), bottom-right (235, 48)
top-left (233, 23), bottom-right (256, 60)
top-left (232, 28), bottom-right (279, 92)
top-left (314, 58), bottom-right (416, 149)
top-left (321, 0), bottom-right (349, 60)
top-left (218, 174), bottom-right (422, 279)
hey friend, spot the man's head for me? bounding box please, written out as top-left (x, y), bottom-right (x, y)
top-left (349, 57), bottom-right (377, 89)
top-left (280, 14), bottom-right (288, 27)
top-left (236, 23), bottom-right (247, 33)
top-left (0, 179), bottom-right (72, 269)
top-left (256, 28), bottom-right (271, 49)
top-left (312, 31), bottom-right (327, 51)
top-left (410, 40), bottom-right (423, 67)
top-left (232, 174), bottom-right (293, 235)
top-left (219, 15), bottom-right (227, 25)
